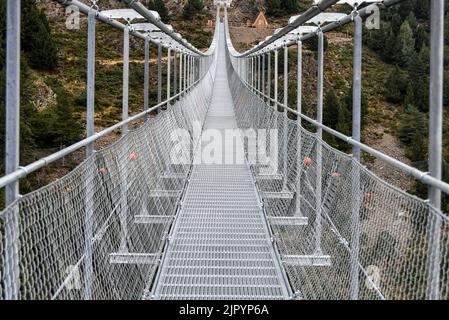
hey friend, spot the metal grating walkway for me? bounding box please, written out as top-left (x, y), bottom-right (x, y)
top-left (151, 24), bottom-right (291, 300)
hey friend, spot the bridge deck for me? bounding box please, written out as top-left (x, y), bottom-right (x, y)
top-left (151, 26), bottom-right (290, 299)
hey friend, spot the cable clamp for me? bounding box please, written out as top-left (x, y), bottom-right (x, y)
top-left (351, 3), bottom-right (360, 21)
top-left (90, 0), bottom-right (99, 13)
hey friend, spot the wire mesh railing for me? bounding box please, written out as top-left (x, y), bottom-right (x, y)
top-left (0, 67), bottom-right (216, 299)
top-left (0, 0), bottom-right (219, 300)
top-left (223, 1), bottom-right (449, 300)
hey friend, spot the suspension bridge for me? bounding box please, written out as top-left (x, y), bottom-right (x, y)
top-left (1, 0), bottom-right (448, 300)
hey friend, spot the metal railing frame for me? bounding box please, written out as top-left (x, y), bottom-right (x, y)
top-left (224, 0), bottom-right (447, 300)
top-left (1, 0), bottom-right (218, 300)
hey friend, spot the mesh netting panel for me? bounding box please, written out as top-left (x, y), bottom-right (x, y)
top-left (225, 47), bottom-right (449, 300)
top-left (0, 68), bottom-right (215, 300)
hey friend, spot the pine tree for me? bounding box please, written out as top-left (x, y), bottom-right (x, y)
top-left (444, 71), bottom-right (449, 106)
top-left (21, 0), bottom-right (58, 70)
top-left (281, 0), bottom-right (298, 14)
top-left (390, 13), bottom-right (403, 33)
top-left (153, 0), bottom-right (170, 23)
top-left (336, 103), bottom-right (351, 137)
top-left (385, 66), bottom-right (408, 104)
top-left (266, 0), bottom-right (283, 17)
top-left (183, 1), bottom-right (195, 19)
top-left (398, 1), bottom-right (414, 18)
top-left (54, 99), bottom-right (83, 146)
top-left (0, 0), bottom-right (5, 172)
top-left (18, 55), bottom-right (40, 161)
top-left (398, 106), bottom-right (427, 162)
top-left (183, 0), bottom-right (204, 20)
top-left (407, 12), bottom-right (417, 31)
top-left (398, 21), bottom-right (416, 67)
top-left (344, 85), bottom-right (368, 127)
top-left (323, 88), bottom-right (340, 129)
top-left (445, 12), bottom-right (449, 45)
top-left (31, 81), bottom-right (83, 147)
top-left (0, 0), bottom-right (5, 71)
top-left (414, 0), bottom-right (430, 20)
top-left (404, 83), bottom-right (416, 109)
top-left (192, 0), bottom-right (205, 11)
top-left (364, 23), bottom-right (387, 53)
top-left (415, 25), bottom-right (428, 52)
top-left (406, 46), bottom-right (429, 112)
top-left (382, 27), bottom-right (400, 64)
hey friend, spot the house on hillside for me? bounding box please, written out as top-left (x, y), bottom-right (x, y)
top-left (252, 11), bottom-right (269, 29)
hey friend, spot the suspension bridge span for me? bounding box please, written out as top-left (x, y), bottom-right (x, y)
top-left (1, 0), bottom-right (449, 300)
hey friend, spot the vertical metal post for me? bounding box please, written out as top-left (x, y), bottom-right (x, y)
top-left (184, 53), bottom-right (187, 91)
top-left (187, 55), bottom-right (190, 88)
top-left (84, 9), bottom-right (96, 300)
top-left (190, 55), bottom-right (193, 87)
top-left (86, 11), bottom-right (96, 157)
top-left (144, 36), bottom-right (150, 121)
top-left (195, 57), bottom-right (198, 82)
top-left (257, 55), bottom-right (261, 95)
top-left (282, 44), bottom-right (288, 191)
top-left (167, 47), bottom-right (171, 109)
top-left (186, 54), bottom-right (189, 89)
top-left (248, 58), bottom-right (251, 86)
top-left (246, 58), bottom-right (249, 86)
top-left (192, 56), bottom-right (194, 84)
top-left (253, 57), bottom-right (256, 90)
top-left (274, 48), bottom-right (279, 176)
top-left (267, 51), bottom-right (271, 105)
top-left (315, 30), bottom-right (324, 254)
top-left (157, 42), bottom-right (162, 111)
top-left (246, 58), bottom-right (249, 85)
top-left (173, 50), bottom-right (178, 96)
top-left (295, 36), bottom-right (303, 217)
top-left (199, 56), bottom-right (202, 80)
top-left (274, 49), bottom-right (278, 110)
top-left (179, 52), bottom-right (183, 94)
top-left (191, 56), bottom-right (195, 84)
top-left (262, 53), bottom-right (266, 97)
top-left (350, 13), bottom-right (362, 300)
top-left (427, 0), bottom-right (444, 300)
top-left (120, 25), bottom-right (130, 252)
top-left (4, 0), bottom-right (21, 300)
top-left (251, 57), bottom-right (255, 89)
top-left (242, 58), bottom-right (244, 81)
